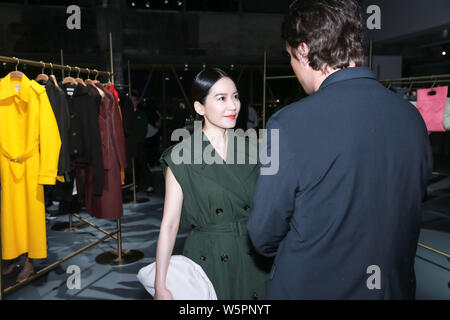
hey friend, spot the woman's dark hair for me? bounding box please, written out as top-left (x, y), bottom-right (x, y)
top-left (191, 68), bottom-right (229, 105)
top-left (281, 0), bottom-right (365, 72)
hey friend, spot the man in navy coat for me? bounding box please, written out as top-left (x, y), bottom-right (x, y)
top-left (247, 0), bottom-right (433, 299)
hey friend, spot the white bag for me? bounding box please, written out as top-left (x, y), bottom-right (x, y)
top-left (137, 255), bottom-right (217, 300)
top-left (442, 98), bottom-right (450, 130)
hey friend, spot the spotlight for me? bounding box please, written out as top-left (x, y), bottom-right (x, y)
top-left (184, 64), bottom-right (189, 71)
top-left (131, 1), bottom-right (136, 7)
top-left (145, 1), bottom-right (150, 8)
top-left (443, 51), bottom-right (447, 56)
top-left (164, 0), bottom-right (169, 4)
top-left (202, 64), bottom-right (206, 69)
top-left (230, 64), bottom-right (234, 71)
top-left (177, 0), bottom-right (183, 7)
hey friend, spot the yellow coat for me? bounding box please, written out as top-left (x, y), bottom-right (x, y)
top-left (0, 73), bottom-right (61, 260)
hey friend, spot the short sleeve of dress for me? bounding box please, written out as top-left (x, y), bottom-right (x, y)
top-left (159, 144), bottom-right (186, 187)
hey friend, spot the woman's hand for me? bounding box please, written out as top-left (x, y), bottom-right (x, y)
top-left (155, 287), bottom-right (174, 300)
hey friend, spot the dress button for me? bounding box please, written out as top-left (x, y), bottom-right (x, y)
top-left (221, 254), bottom-right (229, 262)
top-left (216, 208), bottom-right (223, 216)
top-left (252, 292), bottom-right (259, 300)
top-left (200, 256), bottom-right (206, 261)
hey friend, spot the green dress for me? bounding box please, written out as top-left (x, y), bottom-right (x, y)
top-left (160, 130), bottom-right (272, 300)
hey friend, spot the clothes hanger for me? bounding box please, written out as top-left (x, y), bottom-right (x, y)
top-left (86, 69), bottom-right (105, 98)
top-left (93, 69), bottom-right (100, 84)
top-left (10, 57), bottom-right (23, 79)
top-left (74, 67), bottom-right (86, 86)
top-left (62, 66), bottom-right (77, 85)
top-left (48, 63), bottom-right (59, 87)
top-left (93, 70), bottom-right (105, 97)
top-left (428, 77), bottom-right (437, 96)
top-left (106, 72), bottom-right (113, 87)
top-left (35, 61), bottom-right (49, 82)
top-left (406, 80), bottom-right (416, 97)
top-left (85, 68), bottom-right (94, 86)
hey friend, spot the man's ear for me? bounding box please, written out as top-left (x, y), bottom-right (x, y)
top-left (294, 43), bottom-right (310, 66)
top-left (194, 101), bottom-right (205, 116)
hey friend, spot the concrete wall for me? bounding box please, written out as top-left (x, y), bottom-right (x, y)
top-left (371, 56), bottom-right (403, 80)
top-left (362, 0), bottom-right (450, 41)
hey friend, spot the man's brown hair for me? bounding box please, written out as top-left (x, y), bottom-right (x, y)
top-left (282, 0), bottom-right (365, 72)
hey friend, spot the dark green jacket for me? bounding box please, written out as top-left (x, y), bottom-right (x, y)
top-left (160, 129), bottom-right (271, 300)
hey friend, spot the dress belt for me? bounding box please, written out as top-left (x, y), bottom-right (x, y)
top-left (193, 219), bottom-right (248, 236)
top-left (0, 141), bottom-right (39, 163)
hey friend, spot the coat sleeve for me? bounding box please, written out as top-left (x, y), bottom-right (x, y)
top-left (247, 118), bottom-right (298, 257)
top-left (38, 88), bottom-right (61, 185)
top-left (57, 88), bottom-right (72, 179)
top-left (159, 144), bottom-right (186, 185)
top-left (89, 94), bottom-right (105, 195)
top-left (111, 99), bottom-right (128, 170)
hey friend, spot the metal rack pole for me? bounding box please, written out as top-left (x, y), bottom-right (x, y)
top-left (381, 74), bottom-right (450, 82)
top-left (0, 56), bottom-right (111, 78)
top-left (116, 219), bottom-right (123, 264)
top-left (266, 75), bottom-right (297, 80)
top-left (110, 32), bottom-right (115, 85)
top-left (128, 59), bottom-right (137, 204)
top-left (110, 32), bottom-right (123, 263)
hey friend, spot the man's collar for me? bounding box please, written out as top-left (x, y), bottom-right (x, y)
top-left (319, 67), bottom-right (376, 91)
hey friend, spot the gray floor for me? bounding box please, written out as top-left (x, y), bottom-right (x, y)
top-left (2, 172), bottom-right (190, 300)
top-left (2, 173), bottom-right (450, 300)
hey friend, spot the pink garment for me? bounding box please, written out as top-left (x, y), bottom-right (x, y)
top-left (417, 86), bottom-right (448, 132)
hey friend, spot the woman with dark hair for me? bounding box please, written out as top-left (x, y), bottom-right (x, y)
top-left (154, 68), bottom-right (271, 300)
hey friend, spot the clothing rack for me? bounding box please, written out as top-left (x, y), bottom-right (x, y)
top-left (381, 73), bottom-right (450, 261)
top-left (0, 39), bottom-right (143, 299)
top-left (380, 74), bottom-right (450, 88)
top-left (120, 60), bottom-right (140, 204)
top-left (0, 56), bottom-right (112, 80)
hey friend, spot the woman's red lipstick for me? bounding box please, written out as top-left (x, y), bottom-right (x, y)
top-left (225, 115), bottom-right (236, 120)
